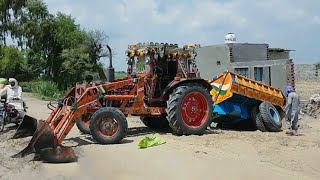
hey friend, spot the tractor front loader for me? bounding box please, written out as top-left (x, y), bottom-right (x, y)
top-left (12, 43), bottom-right (214, 163)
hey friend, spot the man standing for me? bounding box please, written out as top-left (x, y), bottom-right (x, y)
top-left (285, 85), bottom-right (301, 136)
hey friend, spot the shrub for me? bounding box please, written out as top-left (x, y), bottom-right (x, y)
top-left (0, 78), bottom-right (8, 84)
top-left (115, 71), bottom-right (127, 79)
top-left (20, 80), bottom-right (63, 100)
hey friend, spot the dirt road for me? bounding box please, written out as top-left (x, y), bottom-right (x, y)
top-left (1, 81), bottom-right (320, 180)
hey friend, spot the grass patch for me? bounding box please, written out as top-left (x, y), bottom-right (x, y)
top-left (115, 71), bottom-right (127, 79)
top-left (20, 80), bottom-right (64, 100)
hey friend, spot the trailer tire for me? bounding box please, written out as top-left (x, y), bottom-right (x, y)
top-left (140, 116), bottom-right (169, 130)
top-left (250, 106), bottom-right (268, 132)
top-left (90, 107), bottom-right (128, 144)
top-left (166, 83), bottom-right (213, 135)
top-left (255, 112), bottom-right (268, 132)
top-left (259, 102), bottom-right (282, 132)
top-left (76, 113), bottom-right (92, 134)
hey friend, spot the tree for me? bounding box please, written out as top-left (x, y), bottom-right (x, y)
top-left (0, 45), bottom-right (32, 81)
top-left (0, 0), bottom-right (112, 90)
top-left (61, 29), bottom-right (111, 83)
top-left (87, 30), bottom-right (110, 81)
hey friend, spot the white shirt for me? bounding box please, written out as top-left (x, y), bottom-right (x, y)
top-left (0, 85), bottom-right (22, 102)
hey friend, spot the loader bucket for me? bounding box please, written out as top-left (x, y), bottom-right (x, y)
top-left (38, 146), bottom-right (78, 163)
top-left (11, 120), bottom-right (56, 158)
top-left (11, 120), bottom-right (78, 163)
top-left (12, 115), bottom-right (38, 139)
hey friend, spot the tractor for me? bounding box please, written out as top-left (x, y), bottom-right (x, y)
top-left (12, 42), bottom-right (214, 161)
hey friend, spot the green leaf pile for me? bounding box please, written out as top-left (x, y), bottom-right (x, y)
top-left (138, 136), bottom-right (166, 149)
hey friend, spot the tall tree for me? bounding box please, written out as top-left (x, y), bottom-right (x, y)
top-left (0, 0), bottom-right (112, 90)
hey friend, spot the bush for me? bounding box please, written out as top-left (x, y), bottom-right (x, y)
top-left (20, 80), bottom-right (63, 100)
top-left (0, 78), bottom-right (8, 84)
top-left (115, 71), bottom-right (127, 79)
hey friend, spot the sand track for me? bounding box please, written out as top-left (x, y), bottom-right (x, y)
top-left (0, 81), bottom-right (319, 180)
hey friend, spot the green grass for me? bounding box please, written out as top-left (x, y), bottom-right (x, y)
top-left (115, 71), bottom-right (127, 79)
top-left (20, 80), bottom-right (63, 100)
top-left (18, 72), bottom-right (127, 100)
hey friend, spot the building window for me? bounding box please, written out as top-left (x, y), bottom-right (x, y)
top-left (234, 68), bottom-right (249, 77)
top-left (254, 67), bottom-right (263, 82)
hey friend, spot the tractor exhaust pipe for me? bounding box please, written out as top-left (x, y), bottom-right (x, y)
top-left (106, 45), bottom-right (115, 82)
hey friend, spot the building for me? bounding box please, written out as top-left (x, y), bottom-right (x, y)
top-left (195, 34), bottom-right (295, 92)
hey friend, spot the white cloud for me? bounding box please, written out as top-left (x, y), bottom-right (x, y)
top-left (312, 16), bottom-right (320, 24)
top-left (42, 0), bottom-right (320, 70)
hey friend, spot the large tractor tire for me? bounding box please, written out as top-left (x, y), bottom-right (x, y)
top-left (140, 116), bottom-right (169, 130)
top-left (166, 84), bottom-right (213, 135)
top-left (89, 107), bottom-right (128, 144)
top-left (259, 102), bottom-right (282, 132)
top-left (76, 113), bottom-right (92, 134)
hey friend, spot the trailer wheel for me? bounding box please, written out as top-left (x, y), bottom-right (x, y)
top-left (255, 112), bottom-right (268, 132)
top-left (90, 107), bottom-right (128, 144)
top-left (166, 84), bottom-right (213, 135)
top-left (140, 116), bottom-right (169, 130)
top-left (76, 113), bottom-right (92, 134)
top-left (250, 106), bottom-right (268, 132)
top-left (259, 102), bottom-right (282, 132)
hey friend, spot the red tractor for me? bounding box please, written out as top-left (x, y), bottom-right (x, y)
top-left (12, 42), bottom-right (214, 161)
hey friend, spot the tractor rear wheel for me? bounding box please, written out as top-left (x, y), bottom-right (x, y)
top-left (140, 116), bottom-right (169, 130)
top-left (90, 107), bottom-right (128, 144)
top-left (76, 113), bottom-right (92, 134)
top-left (259, 102), bottom-right (282, 132)
top-left (166, 84), bottom-right (213, 135)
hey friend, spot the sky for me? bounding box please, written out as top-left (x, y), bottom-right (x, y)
top-left (43, 0), bottom-right (320, 71)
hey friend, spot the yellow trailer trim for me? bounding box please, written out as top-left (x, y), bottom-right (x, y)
top-left (208, 71), bottom-right (286, 108)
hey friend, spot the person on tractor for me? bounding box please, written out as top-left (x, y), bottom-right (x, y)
top-left (0, 78), bottom-right (25, 119)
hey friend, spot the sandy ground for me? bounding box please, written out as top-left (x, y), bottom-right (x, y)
top-left (0, 81), bottom-right (320, 180)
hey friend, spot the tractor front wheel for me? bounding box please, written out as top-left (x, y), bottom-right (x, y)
top-left (76, 113), bottom-right (92, 134)
top-left (90, 107), bottom-right (128, 144)
top-left (166, 84), bottom-right (213, 135)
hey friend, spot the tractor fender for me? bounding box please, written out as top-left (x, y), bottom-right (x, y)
top-left (161, 78), bottom-right (212, 98)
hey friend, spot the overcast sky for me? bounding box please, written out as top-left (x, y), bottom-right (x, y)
top-left (43, 0), bottom-right (320, 71)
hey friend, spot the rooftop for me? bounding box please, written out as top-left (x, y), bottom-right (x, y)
top-left (268, 48), bottom-right (295, 52)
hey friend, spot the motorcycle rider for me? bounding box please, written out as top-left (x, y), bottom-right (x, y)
top-left (0, 78), bottom-right (25, 119)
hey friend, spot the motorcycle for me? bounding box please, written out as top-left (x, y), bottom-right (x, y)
top-left (0, 96), bottom-right (27, 132)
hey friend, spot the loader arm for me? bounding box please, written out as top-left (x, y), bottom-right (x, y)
top-left (48, 79), bottom-right (136, 145)
top-left (12, 79), bottom-right (137, 158)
